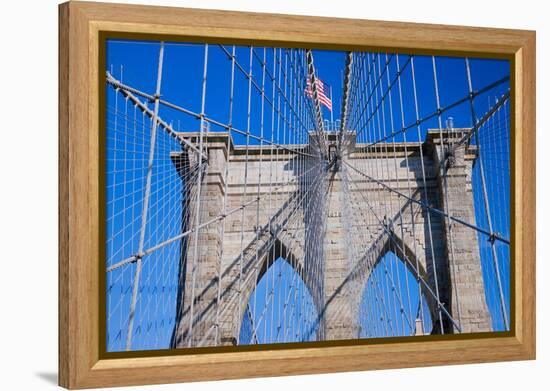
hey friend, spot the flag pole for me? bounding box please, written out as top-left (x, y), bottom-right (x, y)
top-left (330, 85), bottom-right (334, 126)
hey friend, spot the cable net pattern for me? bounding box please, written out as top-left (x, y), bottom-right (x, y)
top-left (105, 40), bottom-right (511, 352)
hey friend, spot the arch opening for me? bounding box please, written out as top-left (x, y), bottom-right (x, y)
top-left (358, 250), bottom-right (433, 338)
top-left (239, 257), bottom-right (320, 345)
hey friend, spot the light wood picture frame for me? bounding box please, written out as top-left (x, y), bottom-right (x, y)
top-left (59, 1), bottom-right (536, 389)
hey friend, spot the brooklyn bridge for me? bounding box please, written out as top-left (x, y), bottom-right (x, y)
top-left (105, 41), bottom-right (511, 351)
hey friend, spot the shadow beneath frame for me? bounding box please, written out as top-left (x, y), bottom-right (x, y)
top-left (35, 371), bottom-right (58, 385)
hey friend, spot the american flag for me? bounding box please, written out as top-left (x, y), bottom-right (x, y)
top-left (305, 77), bottom-right (332, 111)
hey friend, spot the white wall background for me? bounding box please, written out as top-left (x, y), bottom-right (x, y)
top-left (0, 0), bottom-right (546, 389)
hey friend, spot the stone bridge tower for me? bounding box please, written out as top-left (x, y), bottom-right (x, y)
top-left (170, 129), bottom-right (492, 348)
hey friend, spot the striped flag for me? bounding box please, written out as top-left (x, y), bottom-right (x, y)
top-left (305, 77), bottom-right (332, 111)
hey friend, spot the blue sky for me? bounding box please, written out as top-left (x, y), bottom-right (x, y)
top-left (105, 39), bottom-right (511, 351)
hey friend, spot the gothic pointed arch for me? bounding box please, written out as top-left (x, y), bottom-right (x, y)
top-left (354, 230), bottom-right (440, 336)
top-left (229, 230), bottom-right (322, 344)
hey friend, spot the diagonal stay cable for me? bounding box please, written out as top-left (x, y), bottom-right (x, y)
top-left (358, 75), bottom-right (510, 150)
top-left (341, 53), bottom-right (404, 153)
top-left (107, 71), bottom-right (206, 160)
top-left (195, 161), bottom-right (328, 345)
top-left (106, 72), bottom-right (316, 159)
top-left (106, 159), bottom-right (324, 272)
top-left (220, 45), bottom-right (313, 141)
top-left (343, 160), bottom-right (510, 245)
top-left (341, 168), bottom-right (415, 334)
top-left (453, 90), bottom-right (511, 149)
top-left (344, 164), bottom-right (462, 333)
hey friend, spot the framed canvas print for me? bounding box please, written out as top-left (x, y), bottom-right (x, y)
top-left (58, 1), bottom-right (536, 389)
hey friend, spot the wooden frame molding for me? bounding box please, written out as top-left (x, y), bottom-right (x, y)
top-left (59, 1), bottom-right (536, 388)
